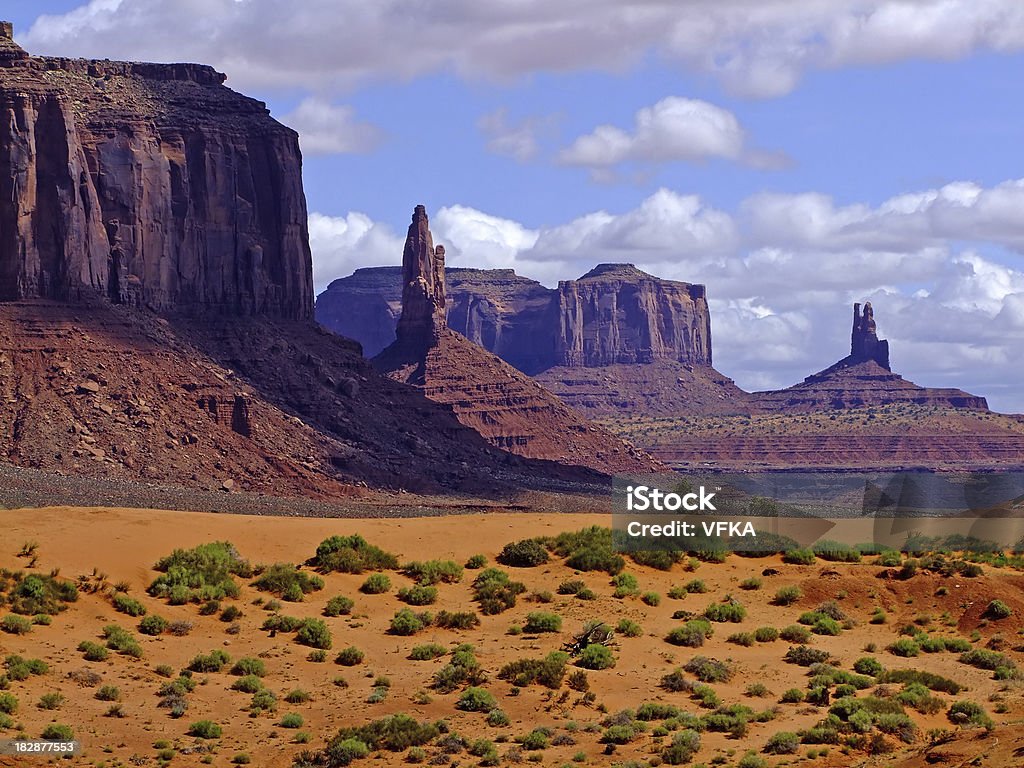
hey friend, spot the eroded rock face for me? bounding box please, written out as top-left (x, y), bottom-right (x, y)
top-left (0, 23), bottom-right (312, 318)
top-left (318, 262), bottom-right (713, 372)
top-left (555, 264), bottom-right (711, 368)
top-left (851, 302), bottom-right (890, 370)
top-left (395, 206), bottom-right (446, 347)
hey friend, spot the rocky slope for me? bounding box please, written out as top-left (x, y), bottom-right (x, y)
top-left (373, 207), bottom-right (658, 473)
top-left (0, 23), bottom-right (311, 317)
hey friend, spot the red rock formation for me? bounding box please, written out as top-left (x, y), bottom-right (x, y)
top-left (753, 303), bottom-right (988, 412)
top-left (373, 208), bottom-right (660, 473)
top-left (318, 262), bottom-right (713, 372)
top-left (395, 206), bottom-right (447, 347)
top-left (0, 23), bottom-right (312, 318)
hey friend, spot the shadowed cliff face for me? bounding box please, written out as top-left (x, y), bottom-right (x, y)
top-left (0, 26), bottom-right (312, 318)
top-left (318, 263), bottom-right (713, 373)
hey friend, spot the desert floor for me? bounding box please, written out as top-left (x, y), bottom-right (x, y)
top-left (0, 506), bottom-right (1021, 768)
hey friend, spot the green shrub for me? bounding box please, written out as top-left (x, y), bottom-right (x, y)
top-left (189, 720), bottom-right (223, 739)
top-left (728, 631), bottom-right (755, 646)
top-left (359, 573), bottom-right (391, 594)
top-left (877, 669), bottom-right (962, 694)
top-left (434, 610), bottom-right (480, 630)
top-left (472, 568), bottom-right (526, 615)
top-left (335, 646), bottom-right (364, 666)
top-left (280, 712), bottom-right (304, 728)
top-left (812, 540), bottom-right (861, 563)
top-left (684, 656), bottom-right (732, 683)
top-left (617, 619), bottom-right (643, 637)
top-left (329, 713), bottom-right (439, 751)
top-left (253, 563), bottom-right (324, 600)
top-left (313, 534), bottom-right (398, 573)
top-left (764, 731), bottom-right (800, 754)
top-left (780, 688), bottom-right (804, 703)
top-left (983, 600), bottom-right (1013, 619)
top-left (148, 542), bottom-right (251, 604)
top-left (457, 686), bottom-right (498, 712)
top-left (231, 657), bottom-right (266, 677)
top-left (773, 586), bottom-right (802, 606)
top-left (78, 640), bottom-right (109, 662)
top-left (947, 700), bottom-right (993, 728)
top-left (577, 644), bottom-right (615, 670)
top-left (498, 652), bottom-right (569, 688)
top-left (190, 649), bottom-right (231, 673)
top-left (401, 560), bottom-right (463, 585)
top-left (853, 657), bottom-right (884, 676)
top-left (754, 626), bottom-right (779, 642)
top-left (523, 612), bottom-right (562, 633)
top-left (317, 738), bottom-right (369, 765)
top-left (0, 572), bottom-right (78, 616)
top-left (557, 579), bottom-right (587, 595)
top-left (782, 549), bottom-right (816, 565)
top-left (296, 618), bottom-right (332, 649)
top-left (397, 585), bottom-right (438, 606)
top-left (780, 624), bottom-right (811, 643)
top-left (102, 625), bottom-right (142, 657)
top-left (740, 577), bottom-right (762, 591)
top-left (497, 539), bottom-right (549, 567)
top-left (0, 692), bottom-right (17, 715)
top-left (661, 729), bottom-right (700, 765)
top-left (642, 591), bottom-right (661, 606)
top-left (783, 646), bottom-right (831, 666)
top-left (876, 550), bottom-right (902, 566)
top-left (889, 638), bottom-right (920, 657)
top-left (112, 593), bottom-right (147, 617)
top-left (41, 724), bottom-right (73, 741)
top-left (704, 600), bottom-right (746, 622)
top-left (486, 709), bottom-right (510, 727)
top-left (232, 675), bottom-right (263, 694)
top-left (95, 685), bottom-right (120, 702)
top-left (960, 648), bottom-right (1016, 672)
top-left (38, 692), bottom-right (64, 710)
top-left (284, 689), bottom-right (309, 704)
top-left (323, 595), bottom-right (354, 617)
top-left (666, 619), bottom-right (713, 647)
top-left (738, 752), bottom-right (769, 768)
top-left (684, 579), bottom-right (708, 594)
top-left (0, 615), bottom-right (31, 635)
top-left (389, 608), bottom-right (428, 636)
top-left (549, 527), bottom-right (624, 575)
top-left (138, 614), bottom-right (168, 635)
top-left (611, 573), bottom-right (639, 598)
top-left (410, 643), bottom-right (447, 661)
top-left (465, 554), bottom-right (487, 569)
top-left (433, 646), bottom-right (486, 692)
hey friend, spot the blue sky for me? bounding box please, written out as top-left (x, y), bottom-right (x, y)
top-left (13, 1), bottom-right (1024, 411)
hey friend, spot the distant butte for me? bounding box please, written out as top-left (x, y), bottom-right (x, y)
top-left (753, 302), bottom-right (988, 412)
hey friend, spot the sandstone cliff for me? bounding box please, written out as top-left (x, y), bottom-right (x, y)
top-left (318, 262), bottom-right (712, 372)
top-left (372, 208), bottom-right (659, 473)
top-left (0, 24), bottom-right (312, 318)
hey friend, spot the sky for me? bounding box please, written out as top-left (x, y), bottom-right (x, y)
top-left (12, 0), bottom-right (1024, 412)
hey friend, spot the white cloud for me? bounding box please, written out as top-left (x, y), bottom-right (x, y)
top-left (308, 212), bottom-right (402, 293)
top-left (278, 98), bottom-right (382, 155)
top-left (477, 108), bottom-right (549, 162)
top-left (20, 1), bottom-right (1024, 97)
top-left (558, 97), bottom-right (749, 169)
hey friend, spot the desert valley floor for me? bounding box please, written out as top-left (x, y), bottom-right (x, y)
top-left (0, 507), bottom-right (1022, 768)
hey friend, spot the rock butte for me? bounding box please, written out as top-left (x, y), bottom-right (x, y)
top-left (0, 22), bottom-right (310, 317)
top-left (0, 26), bottom-right (648, 495)
top-left (373, 206), bottom-right (659, 473)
